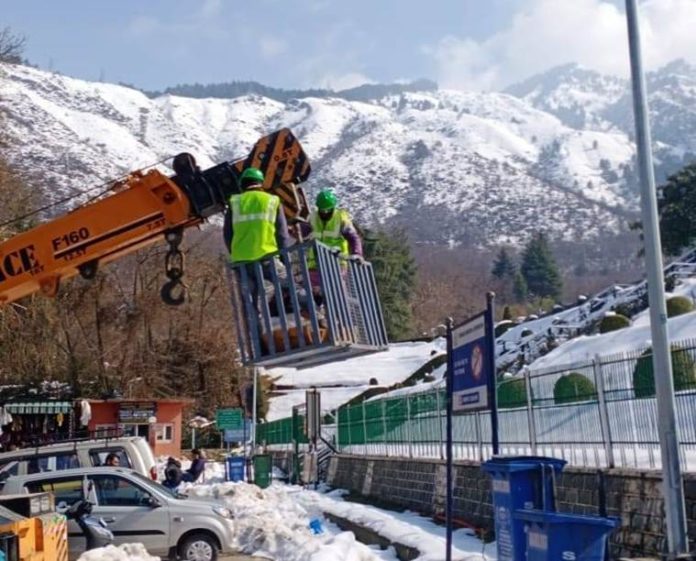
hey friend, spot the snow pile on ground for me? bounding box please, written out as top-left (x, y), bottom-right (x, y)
top-left (530, 308), bottom-right (696, 372)
top-left (187, 481), bottom-right (395, 560)
top-left (77, 544), bottom-right (159, 561)
top-left (298, 488), bottom-right (494, 561)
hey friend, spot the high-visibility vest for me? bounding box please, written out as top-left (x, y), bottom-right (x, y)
top-left (229, 190), bottom-right (280, 263)
top-left (308, 209), bottom-right (351, 269)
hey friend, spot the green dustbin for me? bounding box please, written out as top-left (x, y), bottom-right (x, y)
top-left (253, 454), bottom-right (272, 489)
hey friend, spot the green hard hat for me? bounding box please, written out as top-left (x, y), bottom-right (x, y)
top-left (240, 167), bottom-right (264, 184)
top-left (316, 189), bottom-right (338, 211)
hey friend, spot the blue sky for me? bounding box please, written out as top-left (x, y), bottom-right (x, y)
top-left (4, 0), bottom-right (695, 91)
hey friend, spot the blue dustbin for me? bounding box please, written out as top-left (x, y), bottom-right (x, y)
top-left (516, 509), bottom-right (619, 561)
top-left (481, 456), bottom-right (567, 561)
top-left (226, 456), bottom-right (246, 482)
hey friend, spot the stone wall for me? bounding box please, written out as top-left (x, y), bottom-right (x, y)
top-left (327, 454), bottom-right (696, 558)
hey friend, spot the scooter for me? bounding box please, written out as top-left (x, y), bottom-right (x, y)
top-left (65, 500), bottom-right (114, 551)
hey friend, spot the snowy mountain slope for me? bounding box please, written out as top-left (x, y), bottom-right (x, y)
top-left (507, 60), bottom-right (696, 183)
top-left (2, 61), bottom-right (694, 245)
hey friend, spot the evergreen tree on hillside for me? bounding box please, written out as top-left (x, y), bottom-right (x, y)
top-left (520, 232), bottom-right (562, 300)
top-left (492, 248), bottom-right (516, 279)
top-left (513, 272), bottom-right (528, 302)
top-left (657, 162), bottom-right (696, 256)
top-left (363, 228), bottom-right (417, 340)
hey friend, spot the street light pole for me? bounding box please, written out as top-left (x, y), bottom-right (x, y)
top-left (624, 0), bottom-right (688, 555)
top-left (127, 377), bottom-right (143, 398)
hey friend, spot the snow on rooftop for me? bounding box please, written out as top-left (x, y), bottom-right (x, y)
top-left (269, 340), bottom-right (445, 388)
top-left (266, 340), bottom-right (445, 420)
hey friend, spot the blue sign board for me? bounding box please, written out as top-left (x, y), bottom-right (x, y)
top-left (223, 420), bottom-right (253, 443)
top-left (450, 311), bottom-right (493, 412)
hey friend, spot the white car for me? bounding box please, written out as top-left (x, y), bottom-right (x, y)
top-left (2, 467), bottom-right (235, 561)
top-left (0, 437), bottom-right (158, 481)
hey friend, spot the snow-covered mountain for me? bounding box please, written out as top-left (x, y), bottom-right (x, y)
top-left (2, 61), bottom-right (695, 246)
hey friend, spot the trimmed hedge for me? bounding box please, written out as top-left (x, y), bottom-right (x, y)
top-left (553, 372), bottom-right (597, 404)
top-left (667, 296), bottom-right (694, 318)
top-left (633, 347), bottom-right (696, 398)
top-left (498, 378), bottom-right (528, 408)
top-left (599, 314), bottom-right (630, 333)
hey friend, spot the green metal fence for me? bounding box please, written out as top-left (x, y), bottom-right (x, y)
top-left (257, 409), bottom-right (308, 448)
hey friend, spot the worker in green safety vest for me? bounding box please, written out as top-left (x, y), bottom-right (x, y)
top-left (307, 189), bottom-right (363, 304)
top-left (223, 167), bottom-right (292, 317)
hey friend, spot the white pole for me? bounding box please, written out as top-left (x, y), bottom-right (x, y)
top-left (624, 1), bottom-right (688, 554)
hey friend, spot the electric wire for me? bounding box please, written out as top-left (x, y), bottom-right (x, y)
top-left (0, 155), bottom-right (174, 230)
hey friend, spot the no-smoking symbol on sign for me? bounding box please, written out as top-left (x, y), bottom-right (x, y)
top-left (471, 344), bottom-right (484, 380)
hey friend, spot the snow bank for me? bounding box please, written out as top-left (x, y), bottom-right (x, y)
top-left (77, 544), bottom-right (159, 561)
top-left (186, 481), bottom-right (395, 560)
top-left (530, 308), bottom-right (696, 372)
top-left (297, 488), bottom-right (494, 561)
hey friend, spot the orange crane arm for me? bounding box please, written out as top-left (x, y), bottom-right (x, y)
top-left (0, 128), bottom-right (311, 306)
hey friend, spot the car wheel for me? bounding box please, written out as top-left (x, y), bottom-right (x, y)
top-left (178, 533), bottom-right (218, 561)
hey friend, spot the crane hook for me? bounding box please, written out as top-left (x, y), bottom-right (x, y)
top-left (160, 278), bottom-right (187, 306)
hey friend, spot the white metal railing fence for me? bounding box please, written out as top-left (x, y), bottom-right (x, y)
top-left (337, 338), bottom-right (696, 471)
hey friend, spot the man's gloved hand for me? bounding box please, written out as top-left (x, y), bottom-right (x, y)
top-left (350, 254), bottom-right (365, 264)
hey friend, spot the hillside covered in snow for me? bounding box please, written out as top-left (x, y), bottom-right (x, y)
top-left (3, 60), bottom-right (696, 247)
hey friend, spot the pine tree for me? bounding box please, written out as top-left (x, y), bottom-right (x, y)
top-left (657, 162), bottom-right (696, 256)
top-left (492, 248), bottom-right (516, 279)
top-left (513, 272), bottom-right (528, 302)
top-left (520, 232), bottom-right (562, 300)
top-left (363, 228), bottom-right (417, 340)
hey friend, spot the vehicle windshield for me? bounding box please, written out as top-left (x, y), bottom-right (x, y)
top-left (129, 471), bottom-right (187, 500)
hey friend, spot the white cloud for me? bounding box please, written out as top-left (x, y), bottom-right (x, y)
top-left (317, 72), bottom-right (374, 91)
top-left (259, 36), bottom-right (287, 58)
top-left (426, 0), bottom-right (696, 91)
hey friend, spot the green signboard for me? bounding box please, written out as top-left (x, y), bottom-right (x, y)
top-left (216, 407), bottom-right (243, 430)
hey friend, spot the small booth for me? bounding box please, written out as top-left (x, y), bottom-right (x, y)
top-left (230, 241), bottom-right (389, 368)
top-left (86, 398), bottom-right (192, 457)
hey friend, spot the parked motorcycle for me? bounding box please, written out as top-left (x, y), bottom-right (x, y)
top-left (65, 499), bottom-right (114, 551)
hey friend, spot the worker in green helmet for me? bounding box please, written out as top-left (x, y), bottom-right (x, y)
top-left (223, 166), bottom-right (292, 317)
top-left (307, 188), bottom-right (363, 292)
top-left (223, 167), bottom-right (291, 262)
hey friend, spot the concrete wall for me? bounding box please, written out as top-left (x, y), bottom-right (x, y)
top-left (327, 454), bottom-right (696, 558)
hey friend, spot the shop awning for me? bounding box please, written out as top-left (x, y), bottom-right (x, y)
top-left (5, 401), bottom-right (73, 414)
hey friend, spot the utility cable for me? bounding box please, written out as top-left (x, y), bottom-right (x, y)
top-left (0, 155), bottom-right (174, 230)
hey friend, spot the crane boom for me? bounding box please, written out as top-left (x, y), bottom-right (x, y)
top-left (0, 128), bottom-right (310, 305)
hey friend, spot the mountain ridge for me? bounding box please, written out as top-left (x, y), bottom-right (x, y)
top-left (1, 60), bottom-right (695, 248)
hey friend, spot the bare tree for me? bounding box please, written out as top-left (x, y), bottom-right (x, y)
top-left (0, 27), bottom-right (26, 64)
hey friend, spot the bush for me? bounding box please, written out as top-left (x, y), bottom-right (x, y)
top-left (667, 296), bottom-right (694, 318)
top-left (497, 378), bottom-right (528, 408)
top-left (633, 346), bottom-right (696, 398)
top-left (553, 373), bottom-right (597, 404)
top-left (613, 303), bottom-right (635, 319)
top-left (495, 321), bottom-right (515, 337)
top-left (599, 314), bottom-right (630, 333)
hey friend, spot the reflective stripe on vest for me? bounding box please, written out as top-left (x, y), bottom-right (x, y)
top-left (309, 209), bottom-right (350, 269)
top-left (229, 191), bottom-right (280, 263)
